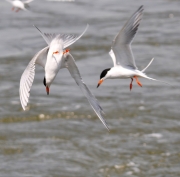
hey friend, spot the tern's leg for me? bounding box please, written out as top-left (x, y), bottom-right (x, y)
top-left (134, 76), bottom-right (142, 87)
top-left (16, 8), bottom-right (20, 12)
top-left (130, 78), bottom-right (133, 91)
top-left (12, 7), bottom-right (15, 11)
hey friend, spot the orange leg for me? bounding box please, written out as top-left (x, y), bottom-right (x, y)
top-left (130, 78), bottom-right (133, 91)
top-left (12, 7), bottom-right (15, 11)
top-left (134, 76), bottom-right (142, 87)
top-left (16, 8), bottom-right (20, 12)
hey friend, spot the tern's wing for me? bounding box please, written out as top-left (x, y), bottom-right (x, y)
top-left (34, 24), bottom-right (88, 48)
top-left (111, 5), bottom-right (144, 68)
top-left (24, 0), bottom-right (34, 4)
top-left (19, 46), bottom-right (49, 110)
top-left (5, 0), bottom-right (13, 3)
top-left (64, 53), bottom-right (109, 131)
top-left (109, 49), bottom-right (116, 66)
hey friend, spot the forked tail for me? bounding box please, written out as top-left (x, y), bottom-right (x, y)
top-left (142, 75), bottom-right (169, 85)
top-left (141, 58), bottom-right (154, 72)
top-left (140, 58), bottom-right (169, 85)
top-left (140, 73), bottom-right (169, 86)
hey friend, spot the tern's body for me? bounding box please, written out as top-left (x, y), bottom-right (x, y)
top-left (105, 66), bottom-right (144, 79)
top-left (45, 39), bottom-right (64, 86)
top-left (6, 0), bottom-right (34, 12)
top-left (97, 6), bottom-right (167, 90)
top-left (12, 0), bottom-right (24, 9)
top-left (19, 25), bottom-right (109, 130)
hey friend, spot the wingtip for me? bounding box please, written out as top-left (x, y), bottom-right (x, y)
top-left (136, 5), bottom-right (144, 14)
top-left (33, 25), bottom-right (40, 32)
top-left (22, 105), bottom-right (26, 111)
top-left (82, 24), bottom-right (89, 36)
top-left (99, 115), bottom-right (110, 131)
top-left (33, 25), bottom-right (44, 36)
top-left (79, 23), bottom-right (89, 38)
top-left (105, 124), bottom-right (110, 132)
top-left (86, 23), bottom-right (89, 29)
top-left (139, 5), bottom-right (144, 10)
top-left (100, 114), bottom-right (110, 132)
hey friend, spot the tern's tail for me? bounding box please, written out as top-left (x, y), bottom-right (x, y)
top-left (141, 58), bottom-right (154, 72)
top-left (140, 74), bottom-right (169, 85)
top-left (140, 58), bottom-right (169, 85)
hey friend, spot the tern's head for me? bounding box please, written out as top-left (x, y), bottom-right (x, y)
top-left (97, 68), bottom-right (111, 88)
top-left (43, 77), bottom-right (50, 95)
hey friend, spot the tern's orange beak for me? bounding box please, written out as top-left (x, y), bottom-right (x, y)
top-left (63, 49), bottom-right (70, 54)
top-left (97, 79), bottom-right (103, 88)
top-left (53, 51), bottom-right (59, 55)
top-left (46, 86), bottom-right (49, 95)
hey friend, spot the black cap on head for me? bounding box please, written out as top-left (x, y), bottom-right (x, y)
top-left (43, 77), bottom-right (46, 87)
top-left (100, 68), bottom-right (111, 79)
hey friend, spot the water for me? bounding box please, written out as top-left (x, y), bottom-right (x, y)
top-left (0, 0), bottom-right (180, 176)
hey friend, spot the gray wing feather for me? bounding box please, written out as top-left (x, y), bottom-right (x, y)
top-left (109, 49), bottom-right (116, 66)
top-left (19, 46), bottom-right (49, 110)
top-left (24, 0), bottom-right (34, 4)
top-left (64, 53), bottom-right (109, 131)
top-left (33, 25), bottom-right (56, 45)
top-left (111, 5), bottom-right (144, 68)
top-left (34, 24), bottom-right (89, 48)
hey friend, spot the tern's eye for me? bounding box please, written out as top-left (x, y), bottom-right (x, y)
top-left (53, 51), bottom-right (59, 55)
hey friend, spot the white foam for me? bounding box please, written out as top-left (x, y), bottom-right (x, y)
top-left (146, 133), bottom-right (163, 138)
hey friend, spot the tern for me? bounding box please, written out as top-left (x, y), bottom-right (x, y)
top-left (6, 0), bottom-right (34, 12)
top-left (19, 25), bottom-right (109, 130)
top-left (97, 6), bottom-right (167, 90)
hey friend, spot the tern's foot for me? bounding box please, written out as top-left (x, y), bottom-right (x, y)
top-left (12, 7), bottom-right (15, 11)
top-left (134, 76), bottom-right (142, 87)
top-left (16, 8), bottom-right (20, 12)
top-left (130, 83), bottom-right (133, 90)
top-left (130, 78), bottom-right (133, 91)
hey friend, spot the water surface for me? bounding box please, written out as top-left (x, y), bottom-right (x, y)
top-left (0, 0), bottom-right (180, 176)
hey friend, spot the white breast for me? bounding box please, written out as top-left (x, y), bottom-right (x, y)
top-left (13, 0), bottom-right (24, 9)
top-left (107, 66), bottom-right (137, 79)
top-left (44, 38), bottom-right (64, 85)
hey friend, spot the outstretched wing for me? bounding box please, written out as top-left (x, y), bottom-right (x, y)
top-left (64, 53), bottom-right (109, 131)
top-left (24, 0), bottom-right (34, 4)
top-left (34, 24), bottom-right (89, 49)
top-left (109, 49), bottom-right (116, 67)
top-left (111, 5), bottom-right (144, 68)
top-left (19, 46), bottom-right (49, 110)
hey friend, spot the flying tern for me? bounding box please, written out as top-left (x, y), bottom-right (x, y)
top-left (6, 0), bottom-right (34, 12)
top-left (97, 6), bottom-right (167, 90)
top-left (19, 25), bottom-right (109, 130)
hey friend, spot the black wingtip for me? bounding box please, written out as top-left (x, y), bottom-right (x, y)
top-left (106, 125), bottom-right (110, 132)
top-left (33, 25), bottom-right (42, 33)
top-left (134, 5), bottom-right (144, 14)
top-left (138, 5), bottom-right (144, 11)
